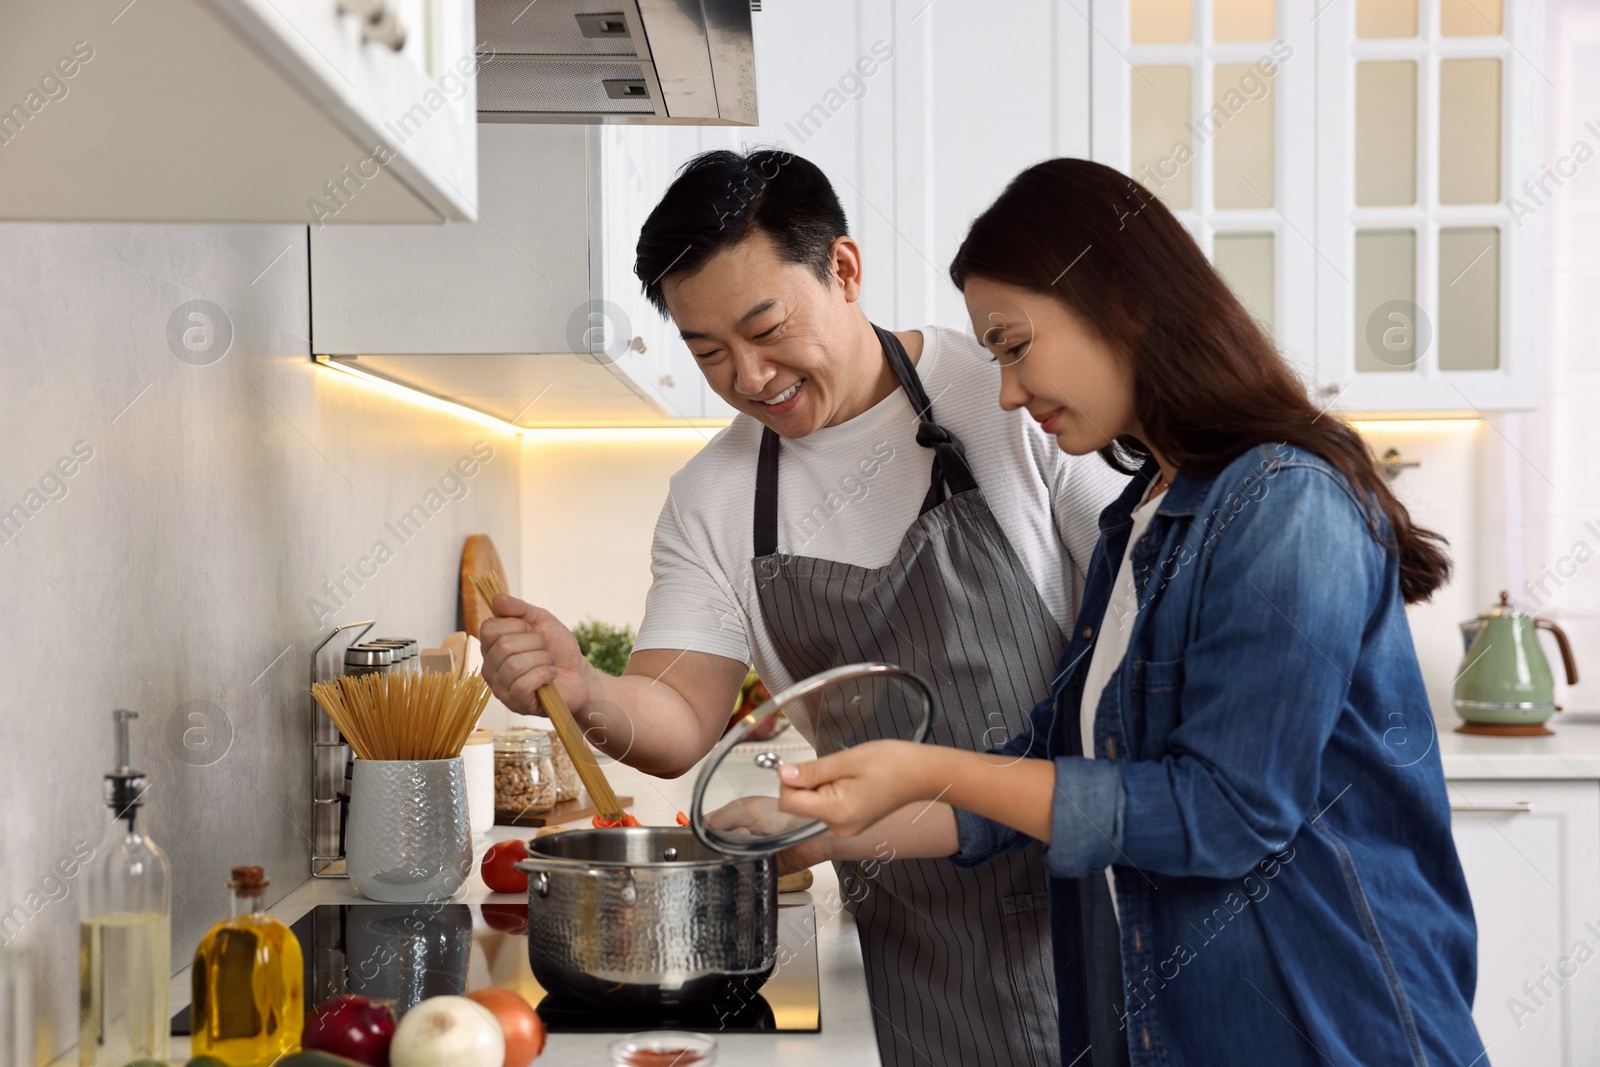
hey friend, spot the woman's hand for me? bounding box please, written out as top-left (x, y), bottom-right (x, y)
top-left (777, 740), bottom-right (938, 838)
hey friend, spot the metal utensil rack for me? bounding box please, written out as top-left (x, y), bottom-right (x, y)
top-left (310, 619), bottom-right (374, 878)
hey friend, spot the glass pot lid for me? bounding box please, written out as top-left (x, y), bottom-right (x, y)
top-left (688, 662), bottom-right (937, 857)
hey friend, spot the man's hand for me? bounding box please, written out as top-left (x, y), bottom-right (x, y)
top-left (478, 595), bottom-right (595, 715)
top-left (777, 740), bottom-right (937, 838)
top-left (776, 833), bottom-right (834, 876)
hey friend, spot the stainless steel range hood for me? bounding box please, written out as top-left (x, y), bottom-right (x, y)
top-left (476, 0), bottom-right (757, 125)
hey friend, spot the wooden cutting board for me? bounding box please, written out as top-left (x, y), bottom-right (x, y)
top-left (461, 533), bottom-right (507, 638)
top-left (494, 792), bottom-right (635, 827)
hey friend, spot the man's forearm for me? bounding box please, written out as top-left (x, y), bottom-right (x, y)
top-left (572, 670), bottom-right (717, 778)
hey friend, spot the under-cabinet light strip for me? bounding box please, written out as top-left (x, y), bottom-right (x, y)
top-left (312, 355), bottom-right (732, 438)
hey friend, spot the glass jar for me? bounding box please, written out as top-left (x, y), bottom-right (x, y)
top-left (609, 1031), bottom-right (716, 1066)
top-left (494, 728), bottom-right (557, 816)
top-left (546, 730), bottom-right (581, 803)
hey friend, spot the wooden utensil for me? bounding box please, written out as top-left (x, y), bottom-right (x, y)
top-left (440, 631), bottom-right (468, 678)
top-left (470, 571), bottom-right (625, 822)
top-left (461, 534), bottom-right (507, 639)
top-left (778, 869), bottom-right (815, 894)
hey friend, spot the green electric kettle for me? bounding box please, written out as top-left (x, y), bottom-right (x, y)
top-left (1454, 591), bottom-right (1580, 735)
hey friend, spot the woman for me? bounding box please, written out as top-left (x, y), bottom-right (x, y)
top-left (776, 160), bottom-right (1485, 1067)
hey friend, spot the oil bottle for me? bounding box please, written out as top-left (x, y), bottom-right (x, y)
top-left (190, 865), bottom-right (304, 1064)
top-left (79, 710), bottom-right (171, 1066)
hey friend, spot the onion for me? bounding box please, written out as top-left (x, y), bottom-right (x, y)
top-left (304, 994), bottom-right (396, 1066)
top-left (466, 988), bottom-right (545, 1067)
top-left (389, 995), bottom-right (505, 1067)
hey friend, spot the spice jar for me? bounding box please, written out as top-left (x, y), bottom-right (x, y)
top-left (609, 1031), bottom-right (716, 1066)
top-left (546, 729), bottom-right (581, 803)
top-left (494, 728), bottom-right (557, 817)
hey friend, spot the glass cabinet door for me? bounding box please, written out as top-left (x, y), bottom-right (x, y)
top-left (1093, 0), bottom-right (1318, 387)
top-left (1093, 0), bottom-right (1541, 413)
top-left (1315, 0), bottom-right (1537, 413)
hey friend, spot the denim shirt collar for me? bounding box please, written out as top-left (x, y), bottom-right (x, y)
top-left (1096, 455), bottom-right (1215, 540)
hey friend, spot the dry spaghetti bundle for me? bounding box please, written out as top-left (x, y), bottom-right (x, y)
top-left (311, 669), bottom-right (492, 761)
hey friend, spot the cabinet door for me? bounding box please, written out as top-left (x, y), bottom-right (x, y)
top-left (1313, 0), bottom-right (1543, 413)
top-left (312, 123), bottom-right (590, 355)
top-left (1091, 0), bottom-right (1317, 387)
top-left (210, 0), bottom-right (479, 222)
top-left (592, 125), bottom-right (706, 419)
top-left (1449, 779), bottom-right (1600, 1066)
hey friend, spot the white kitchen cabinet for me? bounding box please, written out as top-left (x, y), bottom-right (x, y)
top-left (311, 1), bottom-right (1096, 425)
top-left (0, 0), bottom-right (477, 223)
top-left (1091, 0), bottom-right (1544, 414)
top-left (1449, 778), bottom-right (1600, 1066)
top-left (312, 122), bottom-right (711, 424)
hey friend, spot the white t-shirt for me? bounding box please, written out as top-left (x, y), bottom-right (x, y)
top-left (634, 324), bottom-right (1131, 714)
top-left (1078, 487), bottom-right (1165, 921)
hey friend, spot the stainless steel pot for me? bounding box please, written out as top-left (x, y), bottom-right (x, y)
top-left (515, 827), bottom-right (776, 1007)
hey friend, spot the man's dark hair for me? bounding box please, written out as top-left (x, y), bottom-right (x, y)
top-left (634, 149), bottom-right (849, 315)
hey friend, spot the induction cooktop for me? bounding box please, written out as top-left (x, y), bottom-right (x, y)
top-left (174, 901), bottom-right (821, 1035)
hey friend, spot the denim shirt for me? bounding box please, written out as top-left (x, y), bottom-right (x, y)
top-left (955, 444), bottom-right (1483, 1066)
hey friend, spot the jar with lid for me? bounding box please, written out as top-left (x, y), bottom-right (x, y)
top-left (546, 730), bottom-right (581, 803)
top-left (493, 728), bottom-right (557, 817)
top-left (343, 645), bottom-right (393, 676)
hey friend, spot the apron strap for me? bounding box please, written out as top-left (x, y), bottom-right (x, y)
top-left (753, 426), bottom-right (782, 560)
top-left (753, 324), bottom-right (980, 558)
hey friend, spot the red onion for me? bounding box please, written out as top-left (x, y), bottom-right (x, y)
top-left (304, 993), bottom-right (397, 1066)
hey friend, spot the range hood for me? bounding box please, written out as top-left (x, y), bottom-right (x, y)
top-left (476, 0), bottom-right (757, 125)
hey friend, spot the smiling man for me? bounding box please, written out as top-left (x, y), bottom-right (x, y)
top-left (478, 149), bottom-right (1128, 1067)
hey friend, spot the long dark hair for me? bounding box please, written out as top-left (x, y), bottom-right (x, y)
top-left (950, 159), bottom-right (1450, 603)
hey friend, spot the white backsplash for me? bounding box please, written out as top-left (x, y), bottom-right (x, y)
top-left (0, 222), bottom-right (520, 1064)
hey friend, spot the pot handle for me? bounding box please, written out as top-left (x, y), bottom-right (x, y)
top-left (1535, 618), bottom-right (1580, 686)
top-left (517, 861), bottom-right (638, 904)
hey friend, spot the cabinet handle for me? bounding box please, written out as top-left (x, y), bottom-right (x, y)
top-left (1449, 801), bottom-right (1534, 814)
top-left (362, 6), bottom-right (407, 50)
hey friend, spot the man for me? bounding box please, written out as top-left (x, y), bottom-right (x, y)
top-left (480, 149), bottom-right (1128, 1067)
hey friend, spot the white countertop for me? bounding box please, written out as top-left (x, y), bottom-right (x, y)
top-left (1440, 717), bottom-right (1600, 779)
top-left (82, 755), bottom-right (881, 1067)
top-left (57, 720), bottom-right (1600, 1065)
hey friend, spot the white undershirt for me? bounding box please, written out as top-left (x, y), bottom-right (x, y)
top-left (632, 325), bottom-right (1131, 741)
top-left (1077, 487), bottom-right (1166, 921)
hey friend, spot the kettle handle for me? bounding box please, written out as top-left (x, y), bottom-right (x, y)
top-left (1535, 618), bottom-right (1580, 686)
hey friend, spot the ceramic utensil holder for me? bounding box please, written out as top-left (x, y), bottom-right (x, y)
top-left (347, 757), bottom-right (473, 902)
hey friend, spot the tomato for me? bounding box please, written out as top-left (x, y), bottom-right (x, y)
top-left (465, 988), bottom-right (546, 1067)
top-left (480, 839), bottom-right (529, 894)
top-left (480, 902), bottom-right (528, 935)
top-left (675, 811), bottom-right (689, 827)
top-left (591, 813), bottom-right (641, 828)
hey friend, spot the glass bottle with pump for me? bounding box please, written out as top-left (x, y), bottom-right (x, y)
top-left (79, 709), bottom-right (171, 1066)
top-left (190, 866), bottom-right (304, 1064)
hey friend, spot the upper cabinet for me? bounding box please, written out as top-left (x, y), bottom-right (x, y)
top-left (0, 0), bottom-right (480, 223)
top-left (311, 122), bottom-right (725, 424)
top-left (1092, 0), bottom-right (1544, 414)
top-left (311, 0), bottom-right (1095, 425)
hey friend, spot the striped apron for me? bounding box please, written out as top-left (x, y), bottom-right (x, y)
top-left (752, 325), bottom-right (1094, 1067)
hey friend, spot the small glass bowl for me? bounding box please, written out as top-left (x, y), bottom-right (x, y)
top-left (608, 1030), bottom-right (718, 1066)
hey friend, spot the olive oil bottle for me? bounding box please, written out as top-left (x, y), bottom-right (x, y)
top-left (191, 866), bottom-right (304, 1065)
top-left (79, 710), bottom-right (171, 1067)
